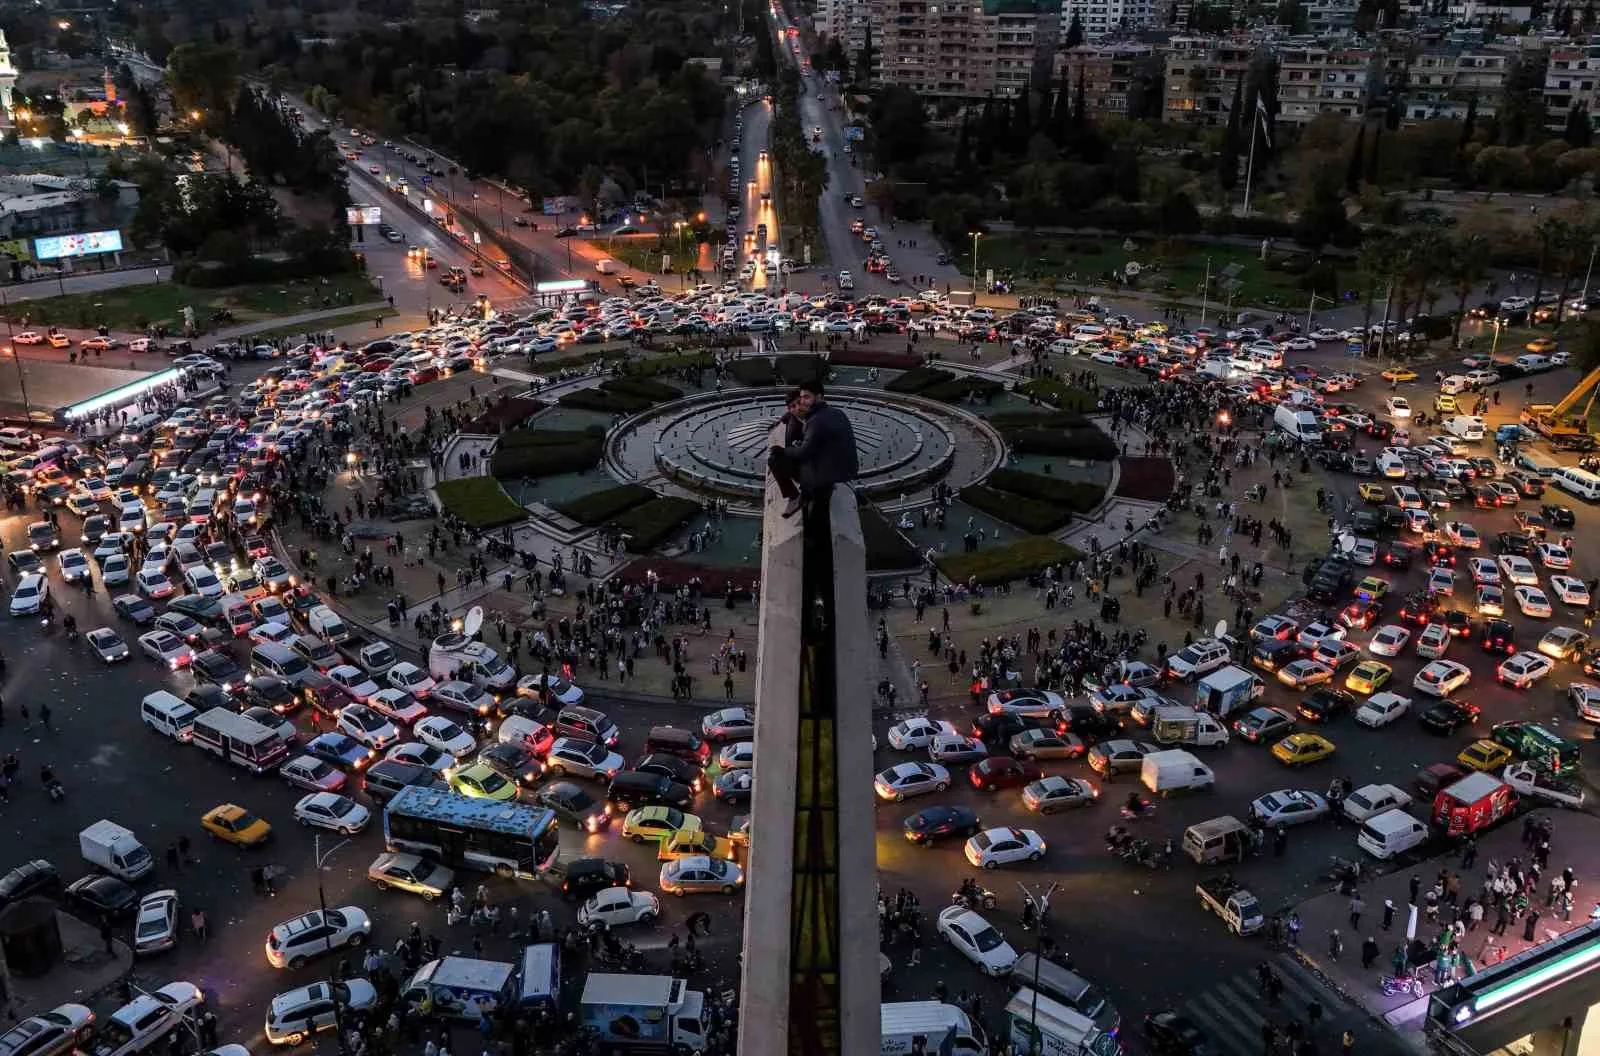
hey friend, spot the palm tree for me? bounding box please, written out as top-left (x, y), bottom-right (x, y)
top-left (1448, 233), bottom-right (1489, 349)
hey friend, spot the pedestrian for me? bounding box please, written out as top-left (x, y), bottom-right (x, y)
top-left (1524, 910), bottom-right (1541, 941)
top-left (1382, 899), bottom-right (1395, 930)
top-left (166, 843), bottom-right (181, 871)
top-left (1349, 895), bottom-right (1364, 931)
top-left (100, 922), bottom-right (114, 954)
top-left (909, 928), bottom-right (922, 966)
top-left (177, 835), bottom-right (191, 863)
top-left (1327, 928), bottom-right (1343, 960)
top-left (1361, 936), bottom-right (1380, 969)
top-left (1262, 1023), bottom-right (1277, 1056)
top-left (1307, 999), bottom-right (1323, 1031)
top-left (1274, 825), bottom-right (1288, 857)
top-left (191, 908), bottom-right (207, 941)
top-left (1342, 1030), bottom-right (1355, 1056)
top-left (1409, 875), bottom-right (1422, 904)
top-left (37, 703), bottom-right (49, 730)
top-left (18, 704), bottom-right (27, 731)
top-left (1462, 835), bottom-right (1478, 870)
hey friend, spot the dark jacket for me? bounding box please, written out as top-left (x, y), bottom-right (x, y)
top-left (790, 400), bottom-right (859, 490)
top-left (779, 411), bottom-right (805, 447)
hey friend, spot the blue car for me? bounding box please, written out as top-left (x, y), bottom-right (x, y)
top-left (305, 732), bottom-right (376, 771)
top-left (112, 594), bottom-right (156, 625)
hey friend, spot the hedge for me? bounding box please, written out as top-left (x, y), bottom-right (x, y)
top-left (1116, 457), bottom-right (1178, 502)
top-left (609, 496), bottom-right (700, 552)
top-left (830, 349), bottom-right (924, 370)
top-left (727, 359), bottom-right (778, 386)
top-left (989, 410), bottom-right (1090, 431)
top-left (498, 427), bottom-right (604, 447)
top-left (555, 484), bottom-right (657, 526)
top-left (921, 376), bottom-right (1003, 403)
top-left (936, 536), bottom-right (1083, 586)
top-left (1003, 426), bottom-right (1119, 461)
top-left (860, 505), bottom-right (920, 571)
top-left (601, 377), bottom-right (683, 402)
top-left (1016, 379), bottom-right (1097, 412)
top-left (490, 430), bottom-right (604, 478)
top-left (986, 469), bottom-right (1107, 513)
top-left (777, 355), bottom-right (826, 386)
top-left (557, 388), bottom-right (656, 414)
top-left (885, 367), bottom-right (954, 394)
top-left (434, 476), bottom-right (526, 529)
top-left (959, 484), bottom-right (1073, 534)
top-left (462, 396), bottom-right (547, 435)
top-left (616, 351), bottom-right (715, 377)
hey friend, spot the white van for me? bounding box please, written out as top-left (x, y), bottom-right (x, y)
top-left (1553, 466), bottom-right (1600, 501)
top-left (1356, 808), bottom-right (1429, 859)
top-left (1273, 403), bottom-right (1322, 443)
top-left (594, 259), bottom-right (619, 276)
top-left (307, 605), bottom-right (350, 644)
top-left (1439, 375), bottom-right (1470, 395)
top-left (1139, 749), bottom-right (1215, 796)
top-left (1515, 353), bottom-right (1551, 372)
top-left (141, 691), bottom-right (199, 742)
top-left (1249, 347), bottom-right (1284, 370)
top-left (1444, 416), bottom-right (1486, 442)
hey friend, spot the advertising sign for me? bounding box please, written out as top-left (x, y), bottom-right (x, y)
top-left (345, 205), bottom-right (382, 226)
top-left (541, 196), bottom-right (577, 216)
top-left (843, 125), bottom-right (864, 141)
top-left (33, 230), bottom-right (123, 260)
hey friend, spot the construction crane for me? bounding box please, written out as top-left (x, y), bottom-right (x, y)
top-left (1520, 366), bottom-right (1600, 439)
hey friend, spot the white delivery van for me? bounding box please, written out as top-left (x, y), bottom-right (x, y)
top-left (1005, 991), bottom-right (1120, 1056)
top-left (881, 1002), bottom-right (987, 1056)
top-left (1151, 705), bottom-right (1230, 748)
top-left (1444, 416), bottom-right (1486, 442)
top-left (1357, 808), bottom-right (1429, 859)
top-left (1552, 466), bottom-right (1600, 501)
top-left (1139, 749), bottom-right (1215, 796)
top-left (80, 819), bottom-right (155, 881)
top-left (594, 259), bottom-right (619, 276)
top-left (141, 691), bottom-right (199, 741)
top-left (1439, 375), bottom-right (1470, 395)
top-left (1515, 353), bottom-right (1551, 372)
top-left (1273, 403), bottom-right (1322, 443)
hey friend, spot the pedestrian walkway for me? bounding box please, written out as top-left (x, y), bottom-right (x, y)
top-left (210, 301), bottom-right (393, 342)
top-left (1179, 952), bottom-right (1406, 1056)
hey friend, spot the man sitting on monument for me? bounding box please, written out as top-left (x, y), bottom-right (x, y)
top-left (768, 378), bottom-right (859, 518)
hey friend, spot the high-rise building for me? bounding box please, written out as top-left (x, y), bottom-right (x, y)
top-left (1276, 44), bottom-right (1380, 125)
top-left (1053, 42), bottom-right (1158, 117)
top-left (1545, 38), bottom-right (1600, 131)
top-left (1162, 36), bottom-right (1260, 124)
top-left (870, 0), bottom-right (1062, 99)
top-left (1058, 0), bottom-right (1154, 41)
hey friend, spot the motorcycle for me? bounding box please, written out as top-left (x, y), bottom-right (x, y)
top-left (1324, 855), bottom-right (1364, 885)
top-left (952, 886), bottom-right (997, 911)
top-left (594, 942), bottom-right (643, 971)
top-left (1379, 973), bottom-right (1425, 997)
top-left (1120, 796), bottom-right (1156, 821)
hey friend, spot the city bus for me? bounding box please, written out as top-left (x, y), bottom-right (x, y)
top-left (383, 786), bottom-right (561, 877)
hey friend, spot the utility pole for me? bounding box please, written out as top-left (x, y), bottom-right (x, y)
top-left (315, 834), bottom-right (353, 1055)
top-left (1018, 881), bottom-right (1060, 1056)
top-left (1200, 257), bottom-right (1211, 324)
top-left (0, 293), bottom-right (34, 420)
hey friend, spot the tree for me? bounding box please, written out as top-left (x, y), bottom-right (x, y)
top-left (1448, 233), bottom-right (1490, 347)
top-left (867, 86), bottom-right (927, 168)
top-left (1295, 166), bottom-right (1352, 251)
top-left (955, 115), bottom-right (972, 171)
top-left (1460, 93), bottom-right (1479, 152)
top-left (1346, 122), bottom-right (1367, 193)
top-left (1567, 105), bottom-right (1593, 148)
top-left (1217, 77), bottom-right (1243, 191)
top-left (975, 96), bottom-right (996, 168)
top-left (1064, 13), bottom-right (1084, 48)
top-left (1013, 82), bottom-right (1033, 149)
top-left (1157, 189), bottom-right (1201, 234)
top-left (166, 42), bottom-right (240, 127)
top-left (1365, 126), bottom-right (1383, 185)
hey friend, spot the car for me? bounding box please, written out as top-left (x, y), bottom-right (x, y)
top-left (545, 736), bottom-right (624, 779)
top-left (1497, 652), bottom-right (1555, 689)
top-left (1551, 575), bottom-right (1592, 607)
top-left (1338, 601), bottom-right (1382, 631)
top-left (1477, 585), bottom-right (1506, 616)
top-left (928, 734), bottom-right (988, 765)
top-left (711, 768), bottom-right (752, 802)
top-left (386, 662), bottom-right (435, 698)
top-left (478, 742), bottom-right (544, 788)
top-left (6, 572), bottom-right (46, 618)
top-left (265, 980), bottom-right (378, 1046)
top-left (701, 707), bottom-right (755, 742)
top-left (534, 780), bottom-right (611, 833)
top-left (1250, 789), bottom-right (1330, 827)
top-left (1271, 733), bottom-right (1336, 767)
top-left (1251, 615), bottom-right (1299, 642)
top-left (874, 761), bottom-right (952, 801)
top-left (64, 874), bottom-right (139, 920)
top-left (515, 673), bottom-right (584, 707)
top-left (367, 688), bottom-right (427, 726)
top-left (264, 907), bottom-right (372, 968)
top-left (1415, 623), bottom-right (1450, 659)
top-left (56, 549), bottom-right (90, 584)
top-left (293, 792), bottom-right (370, 834)
top-left (935, 905), bottom-right (1018, 976)
top-left (1499, 554), bottom-right (1540, 586)
top-left (1538, 543), bottom-right (1573, 570)
top-left (85, 626), bottom-right (129, 663)
top-left (1458, 739), bottom-right (1515, 772)
top-left (1418, 698), bottom-right (1481, 734)
top-left (433, 681), bottom-right (495, 717)
top-left (414, 717), bottom-right (478, 759)
top-left (132, 891), bottom-right (179, 956)
top-left (559, 858), bottom-right (631, 903)
top-left (1233, 706), bottom-right (1295, 744)
top-left (328, 665), bottom-right (381, 704)
top-left (620, 804), bottom-right (703, 845)
top-left (1008, 729), bottom-right (1085, 760)
top-left (578, 886), bottom-right (660, 929)
top-left (279, 755), bottom-right (347, 793)
top-left (1538, 627), bottom-right (1590, 661)
top-left (1086, 739), bottom-right (1157, 775)
top-left (201, 803), bottom-right (272, 846)
top-left (384, 741), bottom-right (452, 774)
top-left (137, 630), bottom-right (193, 668)
top-left (1469, 557), bottom-right (1501, 586)
top-left (1385, 396), bottom-right (1411, 418)
top-left (336, 704), bottom-right (400, 750)
top-left (1427, 567), bottom-right (1456, 597)
top-left (1344, 661), bottom-right (1392, 695)
top-left (0, 860), bottom-right (61, 911)
top-left (1354, 691), bottom-right (1411, 728)
top-left (135, 569), bottom-right (174, 600)
top-left (1368, 625), bottom-right (1411, 657)
top-left (1143, 1010), bottom-right (1214, 1056)
top-left (1569, 683), bottom-right (1600, 722)
top-left (1515, 585), bottom-right (1554, 618)
top-left (658, 856), bottom-right (745, 896)
top-left (901, 805), bottom-right (982, 845)
top-left (886, 716), bottom-right (959, 750)
top-left (447, 761), bottom-right (518, 801)
top-left (1277, 659), bottom-right (1333, 689)
top-left (985, 689), bottom-right (1066, 717)
top-left (90, 982), bottom-right (203, 1056)
top-left (153, 612), bottom-right (203, 644)
top-left (1381, 368), bottom-right (1418, 382)
top-left (963, 826), bottom-right (1047, 869)
top-left (304, 732), bottom-right (376, 771)
top-left (366, 853), bottom-right (454, 901)
top-left (1414, 659), bottom-right (1471, 697)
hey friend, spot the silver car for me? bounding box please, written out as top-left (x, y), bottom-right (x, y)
top-left (873, 762), bottom-right (951, 801)
top-left (1249, 789), bottom-right (1330, 827)
top-left (545, 737), bottom-right (625, 781)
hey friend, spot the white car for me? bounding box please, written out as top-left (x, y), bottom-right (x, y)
top-left (963, 827), bottom-right (1046, 869)
top-left (264, 907), bottom-right (372, 968)
top-left (132, 890), bottom-right (180, 955)
top-left (1498, 554), bottom-right (1540, 586)
top-left (515, 673), bottom-right (584, 706)
top-left (101, 553), bottom-right (131, 586)
top-left (94, 983), bottom-right (203, 1056)
top-left (886, 716), bottom-right (959, 751)
top-left (1537, 543), bottom-right (1572, 570)
top-left (86, 627), bottom-right (130, 663)
top-left (250, 621), bottom-right (296, 647)
top-left (184, 566), bottom-right (223, 598)
top-left (265, 980), bottom-right (378, 1046)
top-left (1444, 523), bottom-right (1481, 550)
top-left (1341, 783), bottom-right (1413, 824)
top-left (387, 661), bottom-right (435, 698)
top-left (984, 689), bottom-right (1067, 717)
top-left (293, 792), bottom-right (371, 834)
top-left (1498, 652), bottom-right (1555, 689)
top-left (1426, 567), bottom-right (1456, 597)
top-left (1309, 328), bottom-right (1341, 341)
top-left (1414, 659), bottom-right (1471, 697)
top-left (577, 887), bottom-right (660, 929)
top-left (1478, 585), bottom-right (1506, 616)
top-left (1354, 691), bottom-right (1411, 728)
top-left (1569, 682), bottom-right (1600, 722)
top-left (57, 549), bottom-right (90, 583)
top-left (1515, 585), bottom-right (1554, 618)
top-left (717, 742), bottom-right (755, 770)
top-left (336, 704), bottom-right (400, 750)
top-left (1551, 575), bottom-right (1591, 607)
top-left (1385, 397), bottom-right (1411, 418)
top-left (383, 741), bottom-right (453, 774)
top-left (935, 905), bottom-right (1018, 976)
top-left (1469, 558), bottom-right (1500, 586)
top-left (8, 573), bottom-right (46, 617)
top-left (1367, 625), bottom-right (1410, 657)
top-left (1296, 622), bottom-right (1346, 650)
top-left (368, 688), bottom-right (428, 725)
top-left (413, 716), bottom-right (477, 758)
top-left (135, 569), bottom-right (174, 599)
top-left (328, 665), bottom-right (380, 703)
top-left (1415, 623), bottom-right (1450, 659)
top-left (138, 630), bottom-right (193, 669)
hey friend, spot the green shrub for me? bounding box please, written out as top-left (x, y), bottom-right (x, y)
top-left (777, 355), bottom-right (826, 385)
top-left (557, 388), bottom-right (655, 414)
top-left (616, 351), bottom-right (715, 377)
top-left (1003, 426), bottom-right (1119, 461)
top-left (434, 477), bottom-right (526, 529)
top-left (727, 359), bottom-right (778, 386)
top-left (490, 431), bottom-right (603, 478)
top-left (988, 410), bottom-right (1090, 430)
top-left (921, 376), bottom-right (1003, 403)
top-left (497, 427), bottom-right (604, 448)
top-left (860, 505), bottom-right (920, 571)
top-left (1016, 379), bottom-right (1097, 412)
top-left (986, 469), bottom-right (1107, 513)
top-left (555, 484), bottom-right (657, 525)
top-left (959, 485), bottom-right (1073, 533)
top-left (601, 377), bottom-right (683, 402)
top-left (884, 367), bottom-right (954, 394)
top-left (609, 496), bottom-right (700, 551)
top-left (936, 536), bottom-right (1083, 586)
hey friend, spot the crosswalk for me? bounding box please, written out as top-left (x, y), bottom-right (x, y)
top-left (1178, 953), bottom-right (1406, 1056)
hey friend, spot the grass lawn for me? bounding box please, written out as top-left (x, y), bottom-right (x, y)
top-left (434, 476), bottom-right (526, 529)
top-left (5, 272), bottom-right (382, 335)
top-left (238, 307), bottom-right (396, 341)
top-left (584, 236), bottom-right (701, 276)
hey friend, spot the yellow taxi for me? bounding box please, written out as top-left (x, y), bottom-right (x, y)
top-left (201, 804), bottom-right (272, 847)
top-left (1359, 483), bottom-right (1387, 503)
top-left (446, 762), bottom-right (518, 802)
top-left (1525, 337), bottom-right (1558, 354)
top-left (1354, 576), bottom-right (1391, 601)
top-left (621, 805), bottom-right (702, 845)
top-left (1457, 739), bottom-right (1514, 772)
top-left (1271, 733), bottom-right (1337, 767)
top-left (1345, 660), bottom-right (1392, 695)
top-left (1380, 367), bottom-right (1418, 382)
top-left (658, 827), bottom-right (737, 863)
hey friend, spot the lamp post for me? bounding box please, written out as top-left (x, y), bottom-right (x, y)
top-left (969, 231), bottom-right (983, 304)
top-left (0, 292), bottom-right (34, 421)
top-left (1018, 881), bottom-right (1060, 1056)
top-left (314, 833), bottom-right (354, 1055)
top-left (1491, 318), bottom-right (1504, 361)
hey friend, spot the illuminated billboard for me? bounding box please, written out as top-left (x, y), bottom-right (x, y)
top-left (346, 205), bottom-right (382, 226)
top-left (33, 230), bottom-right (123, 260)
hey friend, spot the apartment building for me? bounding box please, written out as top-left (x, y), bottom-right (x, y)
top-left (1059, 0), bottom-right (1154, 41)
top-left (1276, 44), bottom-right (1379, 124)
top-left (816, 0), bottom-right (870, 62)
top-left (1545, 38), bottom-right (1600, 130)
top-left (1402, 46), bottom-right (1509, 121)
top-left (870, 0), bottom-right (1061, 99)
top-left (1053, 42), bottom-right (1157, 117)
top-left (1162, 36), bottom-right (1259, 124)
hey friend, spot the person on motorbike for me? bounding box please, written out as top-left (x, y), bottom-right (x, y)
top-left (1125, 791), bottom-right (1144, 816)
top-left (62, 614), bottom-right (76, 638)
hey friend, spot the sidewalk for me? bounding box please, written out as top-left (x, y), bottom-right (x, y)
top-left (210, 300), bottom-right (395, 343)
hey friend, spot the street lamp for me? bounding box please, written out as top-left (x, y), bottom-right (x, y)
top-left (314, 834), bottom-right (354, 1055)
top-left (1017, 881), bottom-right (1060, 1056)
top-left (1491, 318), bottom-right (1504, 361)
top-left (0, 292), bottom-right (35, 421)
top-left (969, 231), bottom-right (983, 303)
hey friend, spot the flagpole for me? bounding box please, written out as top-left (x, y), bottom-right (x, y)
top-left (1242, 110), bottom-right (1259, 217)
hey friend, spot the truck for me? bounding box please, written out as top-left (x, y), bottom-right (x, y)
top-left (1195, 665), bottom-right (1264, 719)
top-left (1196, 876), bottom-right (1264, 935)
top-left (1502, 761), bottom-right (1586, 810)
top-left (1139, 749), bottom-right (1214, 796)
top-left (1150, 706), bottom-right (1229, 749)
top-left (947, 290), bottom-right (975, 309)
top-left (1005, 990), bottom-right (1120, 1056)
top-left (881, 1001), bottom-right (987, 1055)
top-left (1444, 416), bottom-right (1486, 442)
top-left (337, 630), bottom-right (400, 678)
top-left (1497, 423), bottom-right (1537, 446)
top-left (578, 974), bottom-right (709, 1055)
top-left (402, 956), bottom-right (517, 1019)
top-left (1490, 720), bottom-right (1582, 776)
top-left (79, 819), bottom-right (155, 882)
top-left (428, 632), bottom-right (517, 694)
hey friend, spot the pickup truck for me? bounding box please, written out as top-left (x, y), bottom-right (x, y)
top-left (337, 631), bottom-right (400, 678)
top-left (1197, 876), bottom-right (1263, 936)
top-left (1502, 762), bottom-right (1586, 809)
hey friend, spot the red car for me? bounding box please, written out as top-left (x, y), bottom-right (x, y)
top-left (968, 757), bottom-right (1042, 792)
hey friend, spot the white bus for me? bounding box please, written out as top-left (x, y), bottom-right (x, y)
top-left (191, 708), bottom-right (290, 774)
